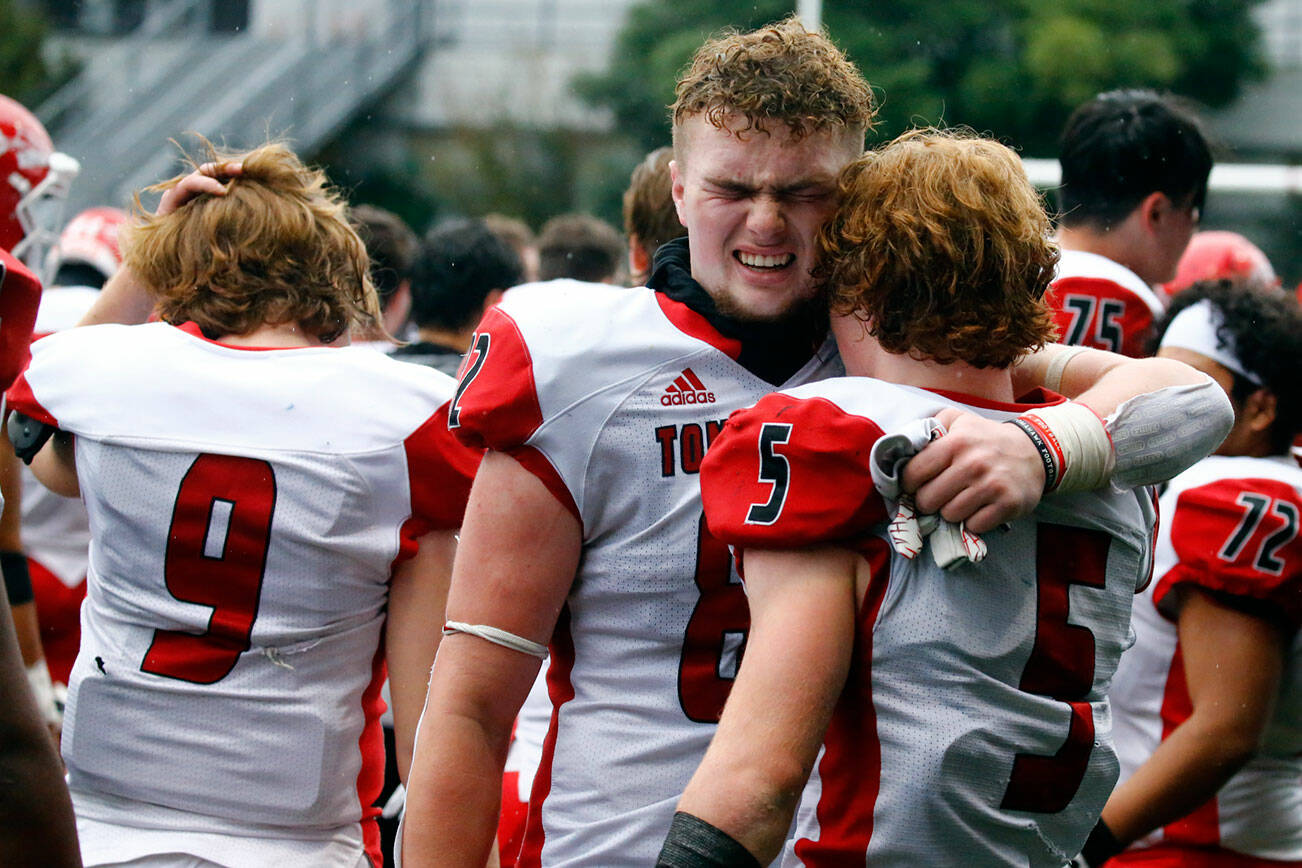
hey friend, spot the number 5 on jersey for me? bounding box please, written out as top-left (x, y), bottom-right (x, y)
top-left (746, 422), bottom-right (792, 525)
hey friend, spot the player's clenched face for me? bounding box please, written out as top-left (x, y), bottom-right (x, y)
top-left (671, 116), bottom-right (860, 323)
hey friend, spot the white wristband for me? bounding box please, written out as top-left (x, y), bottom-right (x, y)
top-left (1015, 402), bottom-right (1116, 494)
top-left (442, 621), bottom-right (548, 659)
top-left (25, 659), bottom-right (61, 726)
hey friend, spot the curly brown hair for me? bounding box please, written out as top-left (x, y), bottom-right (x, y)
top-left (671, 16), bottom-right (875, 151)
top-left (817, 129), bottom-right (1059, 369)
top-left (121, 139), bottom-right (381, 343)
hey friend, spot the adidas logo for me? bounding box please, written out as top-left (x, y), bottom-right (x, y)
top-left (661, 367), bottom-right (716, 406)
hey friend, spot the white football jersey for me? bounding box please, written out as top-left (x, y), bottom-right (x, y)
top-left (1110, 455), bottom-right (1302, 860)
top-left (701, 378), bottom-right (1156, 867)
top-left (450, 279), bottom-right (842, 867)
top-left (8, 321), bottom-right (477, 867)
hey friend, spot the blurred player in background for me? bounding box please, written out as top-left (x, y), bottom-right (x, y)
top-left (536, 212), bottom-right (626, 284)
top-left (0, 90), bottom-right (80, 868)
top-left (18, 206), bottom-right (128, 694)
top-left (391, 218), bottom-right (522, 377)
top-left (1051, 90), bottom-right (1211, 356)
top-left (623, 146), bottom-right (682, 287)
top-left (350, 204), bottom-right (420, 345)
top-left (1080, 282), bottom-right (1302, 867)
top-left (0, 92), bottom-right (80, 738)
top-left (484, 214), bottom-right (539, 284)
top-left (1161, 229), bottom-right (1280, 302)
top-left (8, 141), bottom-right (476, 868)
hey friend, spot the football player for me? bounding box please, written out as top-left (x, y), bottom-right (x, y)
top-left (623, 146), bottom-right (679, 288)
top-left (16, 206), bottom-right (129, 692)
top-left (0, 91), bottom-right (80, 868)
top-left (8, 141), bottom-right (478, 868)
top-left (401, 21), bottom-right (1232, 867)
top-left (1080, 282), bottom-right (1302, 866)
top-left (662, 128), bottom-right (1169, 868)
top-left (1050, 90), bottom-right (1211, 356)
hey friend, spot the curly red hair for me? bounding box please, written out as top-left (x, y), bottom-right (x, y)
top-left (817, 128), bottom-right (1059, 369)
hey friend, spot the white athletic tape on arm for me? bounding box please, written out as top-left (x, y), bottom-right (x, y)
top-left (1106, 377), bottom-right (1235, 489)
top-left (1041, 345), bottom-right (1091, 395)
top-left (1014, 402), bottom-right (1115, 494)
top-left (442, 621), bottom-right (548, 659)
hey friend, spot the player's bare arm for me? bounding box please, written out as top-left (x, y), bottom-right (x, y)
top-left (1099, 587), bottom-right (1285, 847)
top-left (667, 545), bottom-right (858, 866)
top-left (386, 527), bottom-right (457, 783)
top-left (401, 450), bottom-right (581, 866)
top-left (904, 346), bottom-right (1232, 532)
top-left (28, 429), bottom-right (77, 498)
top-left (0, 593), bottom-right (81, 868)
top-left (78, 161), bottom-right (242, 329)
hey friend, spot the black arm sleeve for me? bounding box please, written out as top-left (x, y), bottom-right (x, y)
top-left (657, 812), bottom-right (762, 868)
top-left (0, 552), bottom-right (31, 606)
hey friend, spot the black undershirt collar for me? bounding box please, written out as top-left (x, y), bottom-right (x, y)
top-left (647, 238), bottom-right (826, 386)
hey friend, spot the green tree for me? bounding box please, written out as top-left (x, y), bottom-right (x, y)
top-left (0, 0), bottom-right (69, 105)
top-left (577, 0), bottom-right (1267, 156)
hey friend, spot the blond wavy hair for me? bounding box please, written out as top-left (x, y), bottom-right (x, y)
top-left (671, 16), bottom-right (875, 152)
top-left (122, 139), bottom-right (381, 342)
top-left (817, 129), bottom-right (1059, 369)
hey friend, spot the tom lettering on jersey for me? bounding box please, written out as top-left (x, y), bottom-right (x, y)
top-left (655, 419), bottom-right (728, 478)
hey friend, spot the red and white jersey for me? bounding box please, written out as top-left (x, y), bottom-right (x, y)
top-left (22, 286), bottom-right (99, 683)
top-left (1110, 455), bottom-right (1302, 861)
top-left (0, 248), bottom-right (42, 391)
top-left (7, 321), bottom-right (477, 867)
top-left (700, 378), bottom-right (1156, 868)
top-left (450, 279), bottom-right (842, 866)
top-left (1048, 249), bottom-right (1165, 357)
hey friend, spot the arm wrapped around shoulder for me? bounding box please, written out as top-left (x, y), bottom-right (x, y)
top-left (1106, 377), bottom-right (1234, 489)
top-left (1009, 376), bottom-right (1234, 494)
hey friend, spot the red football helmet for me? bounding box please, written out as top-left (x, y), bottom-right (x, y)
top-left (48, 206), bottom-right (128, 283)
top-left (0, 94), bottom-right (79, 265)
top-left (1162, 230), bottom-right (1279, 300)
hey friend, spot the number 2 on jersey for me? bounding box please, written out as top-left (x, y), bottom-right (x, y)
top-left (141, 454), bottom-right (277, 684)
top-left (1001, 523), bottom-right (1111, 813)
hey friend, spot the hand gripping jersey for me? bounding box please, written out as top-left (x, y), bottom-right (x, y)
top-left (700, 378), bottom-right (1156, 868)
top-left (6, 321), bottom-right (477, 868)
top-left (449, 277), bottom-right (842, 867)
top-left (1048, 249), bottom-right (1165, 357)
top-left (1109, 455), bottom-right (1302, 861)
top-left (21, 284), bottom-right (101, 685)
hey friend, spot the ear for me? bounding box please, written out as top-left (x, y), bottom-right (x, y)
top-left (1245, 388), bottom-right (1278, 436)
top-left (1137, 191), bottom-right (1170, 234)
top-left (670, 159), bottom-right (688, 227)
top-left (628, 235), bottom-right (651, 282)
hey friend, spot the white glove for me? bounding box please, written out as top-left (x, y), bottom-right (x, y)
top-left (870, 418), bottom-right (986, 569)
